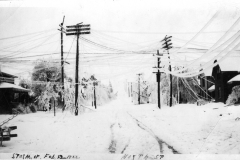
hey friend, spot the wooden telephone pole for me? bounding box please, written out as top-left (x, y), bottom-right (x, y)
top-left (137, 73), bottom-right (142, 105)
top-left (153, 50), bottom-right (163, 109)
top-left (93, 81), bottom-right (97, 109)
top-left (66, 23), bottom-right (90, 116)
top-left (58, 16), bottom-right (65, 112)
top-left (161, 35), bottom-right (173, 107)
top-left (157, 50), bottom-right (162, 109)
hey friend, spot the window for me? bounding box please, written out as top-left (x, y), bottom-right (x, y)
top-left (12, 93), bottom-right (19, 102)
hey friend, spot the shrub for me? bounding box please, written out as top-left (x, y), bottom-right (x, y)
top-left (12, 103), bottom-right (38, 114)
top-left (25, 107), bottom-right (32, 114)
top-left (29, 104), bottom-right (37, 113)
top-left (12, 103), bottom-right (26, 114)
top-left (226, 85), bottom-right (240, 105)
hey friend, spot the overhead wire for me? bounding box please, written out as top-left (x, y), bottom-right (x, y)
top-left (168, 16), bottom-right (240, 75)
top-left (80, 37), bottom-right (132, 53)
top-left (170, 17), bottom-right (240, 73)
top-left (162, 33), bottom-right (240, 77)
top-left (0, 28), bottom-right (56, 41)
top-left (0, 34), bottom-right (59, 60)
top-left (91, 30), bottom-right (163, 52)
top-left (189, 76), bottom-right (214, 100)
top-left (164, 11), bottom-right (220, 57)
top-left (180, 78), bottom-right (200, 100)
top-left (0, 31), bottom-right (58, 52)
top-left (92, 28), bottom-right (235, 35)
top-left (179, 78), bottom-right (199, 101)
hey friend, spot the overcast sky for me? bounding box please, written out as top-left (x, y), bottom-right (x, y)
top-left (1, 0), bottom-right (240, 87)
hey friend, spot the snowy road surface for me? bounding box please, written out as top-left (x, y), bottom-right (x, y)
top-left (1, 90), bottom-right (240, 155)
top-left (0, 92), bottom-right (179, 155)
top-left (104, 98), bottom-right (179, 154)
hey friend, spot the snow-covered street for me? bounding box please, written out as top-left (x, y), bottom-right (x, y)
top-left (0, 90), bottom-right (178, 155)
top-left (1, 89), bottom-right (240, 158)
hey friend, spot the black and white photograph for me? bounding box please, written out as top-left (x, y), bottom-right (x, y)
top-left (1, 0), bottom-right (240, 159)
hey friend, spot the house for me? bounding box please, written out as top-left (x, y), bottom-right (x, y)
top-left (211, 58), bottom-right (240, 103)
top-left (0, 71), bottom-right (30, 114)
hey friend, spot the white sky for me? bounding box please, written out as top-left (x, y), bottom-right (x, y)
top-left (1, 0), bottom-right (240, 87)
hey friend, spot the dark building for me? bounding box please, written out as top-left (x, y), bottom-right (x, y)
top-left (212, 59), bottom-right (240, 103)
top-left (0, 71), bottom-right (30, 114)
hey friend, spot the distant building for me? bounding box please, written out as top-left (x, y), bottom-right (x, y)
top-left (211, 58), bottom-right (240, 103)
top-left (0, 71), bottom-right (30, 114)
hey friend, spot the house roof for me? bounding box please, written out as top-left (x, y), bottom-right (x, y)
top-left (0, 71), bottom-right (18, 78)
top-left (208, 85), bottom-right (215, 92)
top-left (199, 62), bottom-right (214, 77)
top-left (228, 74), bottom-right (240, 83)
top-left (218, 57), bottom-right (240, 72)
top-left (202, 68), bottom-right (213, 77)
top-left (0, 82), bottom-right (30, 92)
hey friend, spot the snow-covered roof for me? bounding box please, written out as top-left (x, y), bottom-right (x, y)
top-left (228, 74), bottom-right (240, 83)
top-left (0, 82), bottom-right (30, 92)
top-left (0, 71), bottom-right (17, 78)
top-left (219, 57), bottom-right (240, 71)
top-left (208, 85), bottom-right (215, 92)
top-left (199, 63), bottom-right (213, 77)
top-left (203, 68), bottom-right (212, 76)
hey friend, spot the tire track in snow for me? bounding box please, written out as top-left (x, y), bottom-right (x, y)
top-left (121, 139), bottom-right (130, 154)
top-left (108, 111), bottom-right (119, 154)
top-left (108, 111), bottom-right (131, 154)
top-left (108, 123), bottom-right (117, 153)
top-left (127, 112), bottom-right (180, 154)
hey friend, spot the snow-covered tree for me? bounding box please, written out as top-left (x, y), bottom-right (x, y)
top-left (226, 85), bottom-right (240, 105)
top-left (19, 79), bottom-right (32, 89)
top-left (37, 82), bottom-right (61, 111)
top-left (31, 59), bottom-right (64, 97)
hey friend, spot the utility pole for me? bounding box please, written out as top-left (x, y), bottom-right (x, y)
top-left (137, 73), bottom-right (142, 105)
top-left (66, 23), bottom-right (90, 116)
top-left (93, 81), bottom-right (97, 109)
top-left (54, 100), bottom-right (56, 116)
top-left (92, 88), bottom-right (94, 107)
top-left (161, 35), bottom-right (173, 107)
top-left (157, 50), bottom-right (162, 109)
top-left (177, 77), bottom-right (179, 104)
top-left (58, 16), bottom-right (65, 111)
top-left (153, 50), bottom-right (163, 109)
top-left (128, 82), bottom-right (130, 97)
top-left (75, 33), bottom-right (79, 115)
top-left (157, 50), bottom-right (161, 109)
top-left (52, 85), bottom-right (57, 116)
top-left (131, 82), bottom-right (133, 97)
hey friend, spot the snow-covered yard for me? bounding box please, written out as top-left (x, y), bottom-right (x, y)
top-left (129, 103), bottom-right (240, 154)
top-left (1, 91), bottom-right (240, 159)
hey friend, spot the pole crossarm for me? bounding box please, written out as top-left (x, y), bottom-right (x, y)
top-left (66, 32), bottom-right (90, 36)
top-left (66, 24), bottom-right (91, 36)
top-left (66, 28), bottom-right (90, 32)
top-left (66, 24), bottom-right (90, 28)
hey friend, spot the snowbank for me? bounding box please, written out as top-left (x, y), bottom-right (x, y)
top-left (0, 109), bottom-right (113, 153)
top-left (128, 102), bottom-right (240, 154)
